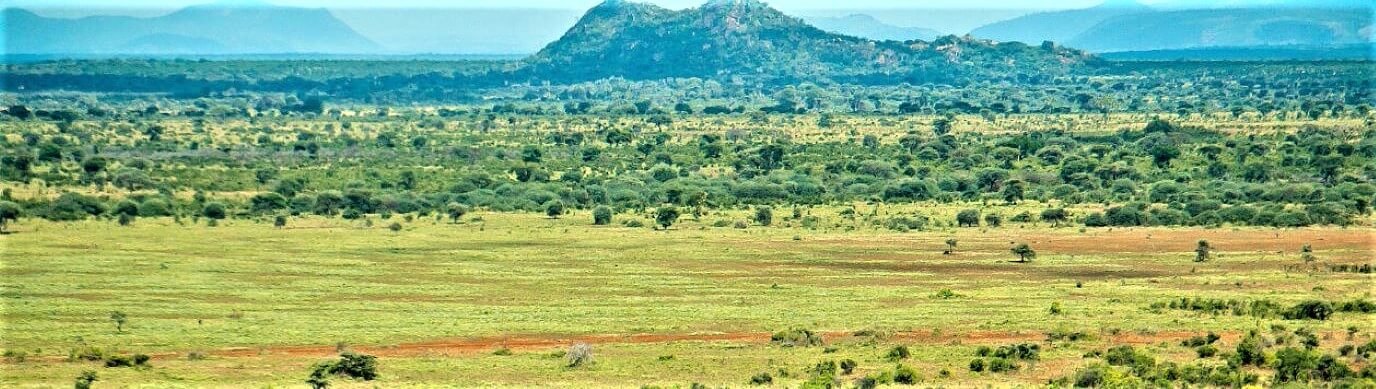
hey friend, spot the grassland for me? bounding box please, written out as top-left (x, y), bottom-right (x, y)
top-left (1, 209), bottom-right (1371, 388)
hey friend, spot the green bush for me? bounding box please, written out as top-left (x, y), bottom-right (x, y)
top-left (886, 345), bottom-right (911, 361)
top-left (1285, 300), bottom-right (1335, 320)
top-left (593, 206), bottom-right (613, 225)
top-left (892, 364), bottom-right (919, 384)
top-left (771, 328), bottom-right (823, 347)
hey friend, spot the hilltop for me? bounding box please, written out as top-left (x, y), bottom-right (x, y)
top-left (522, 0), bottom-right (1095, 85)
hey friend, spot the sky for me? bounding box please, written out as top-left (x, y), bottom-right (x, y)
top-left (3, 0), bottom-right (1135, 12)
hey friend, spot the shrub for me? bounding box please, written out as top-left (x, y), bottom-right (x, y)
top-left (567, 343), bottom-right (594, 367)
top-left (969, 358), bottom-right (986, 372)
top-left (892, 364), bottom-right (918, 384)
top-left (1234, 332), bottom-right (1268, 367)
top-left (202, 202), bottom-right (227, 220)
top-left (1046, 329), bottom-right (1092, 342)
top-left (933, 288), bottom-right (959, 299)
top-left (1285, 300), bottom-right (1335, 320)
top-left (2, 350), bottom-right (26, 363)
top-left (1337, 299), bottom-right (1375, 313)
top-left (69, 346), bottom-right (105, 361)
top-left (771, 328), bottom-right (824, 347)
top-left (1196, 345), bottom-right (1218, 358)
top-left (1071, 363), bottom-right (1110, 388)
top-left (987, 357), bottom-right (1018, 372)
top-left (886, 345), bottom-right (911, 361)
top-left (544, 200), bottom-right (565, 219)
top-left (840, 359), bottom-right (857, 375)
top-left (1181, 332), bottom-right (1220, 347)
top-left (749, 371), bottom-right (773, 385)
top-left (883, 215), bottom-right (928, 232)
top-left (809, 360), bottom-right (838, 376)
top-left (754, 206), bottom-right (773, 226)
top-left (103, 354), bottom-right (133, 368)
top-left (593, 206), bottom-right (613, 225)
top-left (74, 370), bottom-right (97, 389)
top-left (1104, 345), bottom-right (1153, 369)
top-left (984, 213), bottom-right (1003, 227)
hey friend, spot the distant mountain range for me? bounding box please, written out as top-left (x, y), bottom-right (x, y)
top-left (329, 9), bottom-right (583, 55)
top-left (804, 14), bottom-right (942, 42)
top-left (971, 0), bottom-right (1373, 53)
top-left (522, 0), bottom-right (1091, 85)
top-left (2, 3), bottom-right (377, 55)
top-left (1067, 7), bottom-right (1374, 52)
top-left (971, 0), bottom-right (1151, 45)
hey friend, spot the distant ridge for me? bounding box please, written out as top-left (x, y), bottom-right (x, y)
top-left (805, 14), bottom-right (942, 42)
top-left (970, 1), bottom-right (1152, 45)
top-left (1067, 7), bottom-right (1374, 52)
top-left (969, 1), bottom-right (1373, 53)
top-left (2, 4), bottom-right (378, 55)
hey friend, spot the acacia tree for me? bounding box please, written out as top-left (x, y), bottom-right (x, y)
top-left (1002, 180), bottom-right (1026, 205)
top-left (655, 206), bottom-right (680, 230)
top-left (1011, 243), bottom-right (1036, 263)
top-left (956, 209), bottom-right (980, 227)
top-left (1041, 208), bottom-right (1069, 227)
top-left (110, 311), bottom-right (127, 333)
top-left (944, 239), bottom-right (958, 255)
top-left (1194, 240), bottom-right (1211, 262)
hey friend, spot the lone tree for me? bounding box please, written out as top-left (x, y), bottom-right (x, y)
top-left (273, 215), bottom-right (288, 229)
top-left (1194, 240), bottom-right (1211, 262)
top-left (110, 311), bottom-right (127, 333)
top-left (1300, 244), bottom-right (1315, 262)
top-left (544, 200), bottom-right (565, 219)
top-left (956, 209), bottom-right (981, 227)
top-left (944, 239), bottom-right (958, 255)
top-left (655, 206), bottom-right (680, 230)
top-left (1011, 243), bottom-right (1036, 263)
top-left (0, 201), bottom-right (21, 233)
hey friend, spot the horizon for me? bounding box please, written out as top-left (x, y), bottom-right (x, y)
top-left (4, 0), bottom-right (1371, 57)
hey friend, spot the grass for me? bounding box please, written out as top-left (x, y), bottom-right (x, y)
top-left (1, 211), bottom-right (1372, 387)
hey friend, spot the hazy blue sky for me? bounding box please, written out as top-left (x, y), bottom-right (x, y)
top-left (1, 0), bottom-right (1151, 11)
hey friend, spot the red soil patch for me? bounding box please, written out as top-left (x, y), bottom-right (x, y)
top-left (130, 329), bottom-right (1339, 361)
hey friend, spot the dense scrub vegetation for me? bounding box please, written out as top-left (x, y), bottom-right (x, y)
top-left (1, 97), bottom-right (1372, 229)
